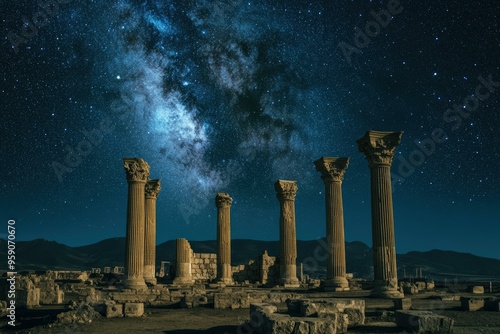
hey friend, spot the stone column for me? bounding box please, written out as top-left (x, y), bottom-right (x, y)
top-left (357, 130), bottom-right (404, 298)
top-left (216, 193), bottom-right (234, 285)
top-left (144, 179), bottom-right (161, 285)
top-left (123, 158), bottom-right (150, 289)
top-left (314, 157), bottom-right (350, 291)
top-left (274, 180), bottom-right (300, 287)
top-left (173, 238), bottom-right (194, 285)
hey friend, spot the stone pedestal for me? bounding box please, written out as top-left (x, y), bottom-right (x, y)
top-left (314, 157), bottom-right (350, 291)
top-left (123, 158), bottom-right (150, 290)
top-left (357, 131), bottom-right (404, 298)
top-left (216, 193), bottom-right (234, 285)
top-left (173, 238), bottom-right (194, 285)
top-left (144, 179), bottom-right (161, 285)
top-left (274, 180), bottom-right (300, 287)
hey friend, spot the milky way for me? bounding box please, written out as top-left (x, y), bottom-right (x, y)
top-left (1, 0), bottom-right (499, 259)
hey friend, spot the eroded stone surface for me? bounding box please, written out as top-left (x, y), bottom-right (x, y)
top-left (395, 310), bottom-right (454, 334)
top-left (290, 298), bottom-right (365, 327)
top-left (124, 302), bottom-right (144, 317)
top-left (251, 301), bottom-right (350, 334)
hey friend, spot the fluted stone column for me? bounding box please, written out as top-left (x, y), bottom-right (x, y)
top-left (144, 179), bottom-right (161, 285)
top-left (216, 193), bottom-right (234, 285)
top-left (173, 238), bottom-right (194, 285)
top-left (357, 130), bottom-right (404, 298)
top-left (274, 180), bottom-right (300, 287)
top-left (314, 157), bottom-right (350, 291)
top-left (123, 158), bottom-right (150, 289)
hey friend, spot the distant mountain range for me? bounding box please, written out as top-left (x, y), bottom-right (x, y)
top-left (1, 238), bottom-right (500, 280)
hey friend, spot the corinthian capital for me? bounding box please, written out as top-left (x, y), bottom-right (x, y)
top-left (123, 158), bottom-right (150, 182)
top-left (357, 130), bottom-right (403, 167)
top-left (145, 179), bottom-right (161, 198)
top-left (314, 157), bottom-right (350, 183)
top-left (274, 180), bottom-right (298, 201)
top-left (216, 193), bottom-right (233, 208)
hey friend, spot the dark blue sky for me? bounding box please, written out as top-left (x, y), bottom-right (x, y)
top-left (1, 0), bottom-right (499, 259)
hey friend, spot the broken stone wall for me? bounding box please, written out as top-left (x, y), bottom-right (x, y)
top-left (231, 251), bottom-right (280, 285)
top-left (191, 252), bottom-right (217, 281)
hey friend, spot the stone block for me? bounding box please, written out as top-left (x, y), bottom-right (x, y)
top-left (181, 294), bottom-right (209, 308)
top-left (461, 297), bottom-right (484, 311)
top-left (250, 303), bottom-right (278, 315)
top-left (395, 311), bottom-right (454, 334)
top-left (307, 315), bottom-right (344, 334)
top-left (401, 282), bottom-right (418, 295)
top-left (105, 303), bottom-right (123, 318)
top-left (124, 303), bottom-right (144, 317)
top-left (395, 310), bottom-right (454, 334)
top-left (471, 286), bottom-right (484, 294)
top-left (265, 313), bottom-right (295, 333)
top-left (394, 298), bottom-right (412, 310)
top-left (250, 302), bottom-right (346, 334)
top-left (18, 288), bottom-right (40, 309)
top-left (294, 298), bottom-right (364, 327)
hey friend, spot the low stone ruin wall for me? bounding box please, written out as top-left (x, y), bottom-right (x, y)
top-left (247, 298), bottom-right (365, 334)
top-left (214, 291), bottom-right (303, 309)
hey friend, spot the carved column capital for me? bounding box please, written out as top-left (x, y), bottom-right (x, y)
top-left (314, 157), bottom-right (350, 183)
top-left (145, 179), bottom-right (161, 199)
top-left (357, 130), bottom-right (403, 167)
top-left (215, 193), bottom-right (233, 208)
top-left (274, 180), bottom-right (298, 201)
top-left (123, 158), bottom-right (150, 182)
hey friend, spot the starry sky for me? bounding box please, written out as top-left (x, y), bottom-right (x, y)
top-left (1, 0), bottom-right (499, 259)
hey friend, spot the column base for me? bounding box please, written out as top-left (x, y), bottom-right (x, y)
top-left (216, 278), bottom-right (234, 286)
top-left (281, 277), bottom-right (300, 288)
top-left (371, 280), bottom-right (404, 299)
top-left (173, 277), bottom-right (194, 286)
top-left (323, 277), bottom-right (350, 292)
top-left (123, 278), bottom-right (147, 290)
top-left (280, 264), bottom-right (299, 287)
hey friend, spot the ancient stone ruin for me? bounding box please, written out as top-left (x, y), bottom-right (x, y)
top-left (6, 130), bottom-right (498, 333)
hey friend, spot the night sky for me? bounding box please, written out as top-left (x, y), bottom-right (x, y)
top-left (1, 1), bottom-right (499, 259)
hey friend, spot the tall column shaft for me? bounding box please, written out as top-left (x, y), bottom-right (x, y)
top-left (275, 180), bottom-right (299, 287)
top-left (144, 179), bottom-right (161, 285)
top-left (173, 238), bottom-right (194, 285)
top-left (327, 182), bottom-right (347, 282)
top-left (357, 130), bottom-right (404, 298)
top-left (216, 193), bottom-right (233, 284)
top-left (123, 158), bottom-right (150, 290)
top-left (370, 166), bottom-right (398, 286)
top-left (315, 157), bottom-right (350, 291)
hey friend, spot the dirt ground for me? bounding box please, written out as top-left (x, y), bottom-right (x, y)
top-left (2, 291), bottom-right (500, 334)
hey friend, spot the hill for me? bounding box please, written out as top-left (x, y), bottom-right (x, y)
top-left (1, 238), bottom-right (500, 280)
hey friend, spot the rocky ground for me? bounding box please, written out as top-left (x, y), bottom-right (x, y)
top-left (1, 290), bottom-right (499, 333)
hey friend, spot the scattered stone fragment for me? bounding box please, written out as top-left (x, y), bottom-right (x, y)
top-left (461, 297), bottom-right (485, 311)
